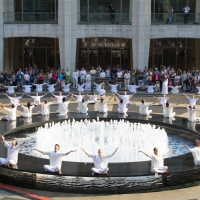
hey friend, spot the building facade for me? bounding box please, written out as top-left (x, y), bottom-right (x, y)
top-left (1, 0), bottom-right (200, 73)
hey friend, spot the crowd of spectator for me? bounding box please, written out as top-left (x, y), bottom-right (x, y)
top-left (0, 62), bottom-right (200, 93)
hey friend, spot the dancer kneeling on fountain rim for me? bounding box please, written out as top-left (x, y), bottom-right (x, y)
top-left (34, 145), bottom-right (76, 173)
top-left (81, 148), bottom-right (119, 175)
top-left (0, 135), bottom-right (26, 167)
top-left (139, 147), bottom-right (173, 174)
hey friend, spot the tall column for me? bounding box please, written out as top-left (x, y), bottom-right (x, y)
top-left (3, 0), bottom-right (15, 23)
top-left (195, 39), bottom-right (200, 69)
top-left (0, 1), bottom-right (4, 72)
top-left (4, 38), bottom-right (15, 70)
top-left (131, 0), bottom-right (151, 70)
top-left (58, 0), bottom-right (77, 75)
top-left (195, 0), bottom-right (200, 23)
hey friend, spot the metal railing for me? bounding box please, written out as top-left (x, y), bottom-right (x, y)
top-left (4, 12), bottom-right (58, 24)
top-left (151, 13), bottom-right (200, 25)
top-left (78, 13), bottom-right (132, 25)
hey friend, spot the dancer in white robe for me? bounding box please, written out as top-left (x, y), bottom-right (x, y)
top-left (0, 136), bottom-right (26, 167)
top-left (51, 92), bottom-right (69, 104)
top-left (85, 72), bottom-right (91, 89)
top-left (127, 85), bottom-right (139, 93)
top-left (62, 83), bottom-right (71, 93)
top-left (186, 105), bottom-right (200, 122)
top-left (5, 86), bottom-right (17, 94)
top-left (196, 86), bottom-right (200, 95)
top-left (169, 86), bottom-right (181, 94)
top-left (154, 94), bottom-right (170, 105)
top-left (45, 83), bottom-right (57, 92)
top-left (5, 93), bottom-right (25, 106)
top-left (185, 141), bottom-right (200, 165)
top-left (94, 82), bottom-right (104, 93)
top-left (162, 75), bottom-right (168, 95)
top-left (81, 148), bottom-right (119, 175)
top-left (56, 97), bottom-right (71, 115)
top-left (33, 83), bottom-right (46, 93)
top-left (87, 93), bottom-right (97, 104)
top-left (1, 104), bottom-right (17, 121)
top-left (74, 98), bottom-right (92, 114)
top-left (77, 83), bottom-right (86, 92)
top-left (34, 144), bottom-right (76, 173)
top-left (115, 91), bottom-right (135, 106)
top-left (136, 99), bottom-right (156, 116)
top-left (183, 93), bottom-right (199, 108)
top-left (71, 92), bottom-right (86, 102)
top-left (26, 93), bottom-right (47, 105)
top-left (115, 96), bottom-right (131, 114)
top-left (139, 147), bottom-right (172, 174)
top-left (146, 86), bottom-right (155, 94)
top-left (19, 102), bottom-right (37, 118)
top-left (99, 86), bottom-right (106, 98)
top-left (38, 99), bottom-right (53, 115)
top-left (95, 96), bottom-right (114, 113)
top-left (22, 85), bottom-right (32, 93)
top-left (161, 102), bottom-right (178, 118)
top-left (108, 83), bottom-right (119, 93)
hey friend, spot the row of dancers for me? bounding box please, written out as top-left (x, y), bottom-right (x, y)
top-left (1, 135), bottom-right (200, 176)
top-left (1, 92), bottom-right (200, 122)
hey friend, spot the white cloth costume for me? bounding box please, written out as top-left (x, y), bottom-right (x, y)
top-left (2, 107), bottom-right (17, 121)
top-left (30, 95), bottom-right (45, 105)
top-left (109, 84), bottom-right (119, 93)
top-left (158, 97), bottom-right (169, 105)
top-left (149, 154), bottom-right (168, 173)
top-left (88, 95), bottom-right (97, 104)
top-left (99, 88), bottom-right (106, 98)
top-left (85, 74), bottom-right (91, 89)
top-left (62, 83), bottom-right (71, 93)
top-left (74, 94), bottom-right (85, 102)
top-left (115, 97), bottom-right (128, 113)
top-left (77, 100), bottom-right (89, 114)
top-left (162, 104), bottom-right (176, 118)
top-left (186, 106), bottom-right (200, 122)
top-left (33, 84), bottom-right (45, 92)
top-left (136, 104), bottom-right (152, 115)
top-left (22, 85), bottom-right (32, 93)
top-left (8, 96), bottom-right (22, 106)
top-left (169, 86), bottom-right (181, 94)
top-left (56, 101), bottom-right (70, 115)
top-left (53, 95), bottom-right (65, 104)
top-left (118, 94), bottom-right (132, 105)
top-left (20, 105), bottom-right (35, 118)
top-left (95, 100), bottom-right (109, 113)
top-left (162, 79), bottom-right (168, 95)
top-left (127, 85), bottom-right (139, 93)
top-left (146, 86), bottom-right (155, 93)
top-left (188, 147), bottom-right (200, 165)
top-left (42, 151), bottom-right (66, 172)
top-left (186, 97), bottom-right (198, 108)
top-left (5, 86), bottom-right (17, 94)
top-left (77, 84), bottom-right (86, 92)
top-left (46, 84), bottom-right (57, 92)
top-left (94, 82), bottom-right (104, 92)
top-left (0, 142), bottom-right (22, 166)
top-left (88, 154), bottom-right (112, 174)
top-left (38, 103), bottom-right (52, 115)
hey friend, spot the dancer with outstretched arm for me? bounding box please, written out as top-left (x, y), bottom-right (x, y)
top-left (185, 141), bottom-right (200, 165)
top-left (34, 144), bottom-right (76, 173)
top-left (81, 148), bottom-right (119, 175)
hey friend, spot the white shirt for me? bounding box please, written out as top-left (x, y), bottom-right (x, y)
top-left (4, 142), bottom-right (21, 164)
top-left (75, 95), bottom-right (85, 102)
top-left (80, 70), bottom-right (86, 79)
top-left (124, 73), bottom-right (131, 79)
top-left (136, 104), bottom-right (151, 115)
top-left (100, 72), bottom-right (106, 78)
top-left (158, 97), bottom-right (169, 105)
top-left (88, 154), bottom-right (112, 169)
top-left (109, 84), bottom-right (119, 93)
top-left (72, 71), bottom-right (79, 79)
top-left (58, 101), bottom-right (70, 115)
top-left (55, 95), bottom-right (65, 104)
top-left (119, 95), bottom-right (132, 104)
top-left (149, 154), bottom-right (165, 170)
top-left (117, 72), bottom-right (123, 78)
top-left (95, 100), bottom-right (109, 112)
top-left (188, 97), bottom-right (198, 107)
top-left (77, 101), bottom-right (89, 113)
top-left (9, 96), bottom-right (22, 106)
top-left (183, 6), bottom-right (190, 13)
top-left (30, 95), bottom-right (45, 105)
top-left (24, 74), bottom-right (30, 81)
top-left (162, 105), bottom-right (176, 117)
top-left (43, 151), bottom-right (66, 169)
top-left (4, 107), bottom-right (17, 121)
top-left (40, 103), bottom-right (52, 115)
top-left (21, 105), bottom-right (35, 118)
top-left (99, 89), bottom-right (106, 97)
top-left (189, 147), bottom-right (200, 165)
top-left (94, 82), bottom-right (104, 92)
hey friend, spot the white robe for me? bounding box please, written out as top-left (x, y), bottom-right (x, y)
top-left (88, 95), bottom-right (97, 104)
top-left (77, 84), bottom-right (86, 92)
top-left (85, 74), bottom-right (91, 89)
top-left (20, 105), bottom-right (35, 118)
top-left (186, 107), bottom-right (200, 122)
top-left (54, 95), bottom-right (65, 104)
top-left (149, 154), bottom-right (168, 173)
top-left (5, 86), bottom-right (17, 94)
top-left (56, 101), bottom-right (70, 115)
top-left (8, 96), bottom-right (22, 106)
top-left (46, 84), bottom-right (57, 92)
top-left (118, 95), bottom-right (132, 105)
top-left (74, 95), bottom-right (85, 102)
top-left (162, 104), bottom-right (176, 118)
top-left (99, 89), bottom-right (106, 98)
top-left (30, 95), bottom-right (45, 105)
top-left (94, 82), bottom-right (104, 92)
top-left (162, 79), bottom-right (168, 94)
top-left (158, 97), bottom-right (169, 105)
top-left (95, 100), bottom-right (109, 113)
top-left (33, 84), bottom-right (45, 92)
top-left (22, 85), bottom-right (32, 93)
top-left (0, 142), bottom-right (22, 166)
top-left (62, 83), bottom-right (71, 93)
top-left (188, 147), bottom-right (200, 165)
top-left (146, 86), bottom-right (155, 93)
top-left (2, 107), bottom-right (17, 121)
top-left (38, 103), bottom-right (52, 115)
top-left (77, 100), bottom-right (89, 114)
top-left (169, 86), bottom-right (181, 94)
top-left (136, 104), bottom-right (152, 115)
top-left (116, 100), bottom-right (128, 113)
top-left (187, 97), bottom-right (198, 107)
top-left (127, 85), bottom-right (139, 93)
top-left (109, 84), bottom-right (119, 93)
